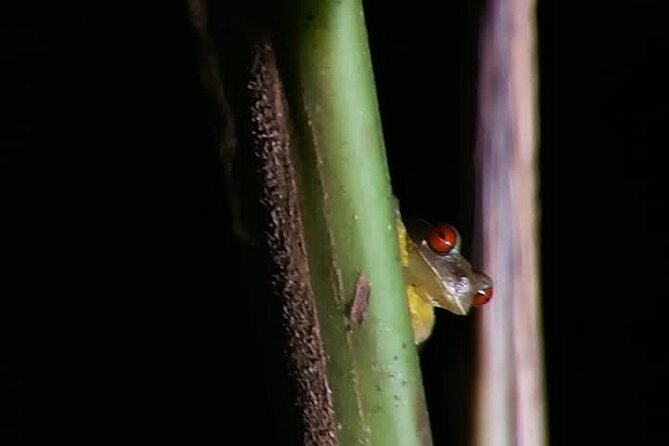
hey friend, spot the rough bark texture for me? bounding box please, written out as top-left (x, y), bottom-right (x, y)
top-left (248, 42), bottom-right (338, 446)
top-left (186, 2), bottom-right (337, 445)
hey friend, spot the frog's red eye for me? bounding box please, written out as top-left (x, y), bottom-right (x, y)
top-left (473, 283), bottom-right (493, 307)
top-left (426, 224), bottom-right (458, 253)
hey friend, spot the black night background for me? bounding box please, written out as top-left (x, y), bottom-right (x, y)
top-left (2, 1), bottom-right (664, 444)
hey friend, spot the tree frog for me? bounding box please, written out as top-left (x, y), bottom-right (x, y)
top-left (397, 216), bottom-right (493, 344)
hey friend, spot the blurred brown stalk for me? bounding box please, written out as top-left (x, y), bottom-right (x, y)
top-left (473, 0), bottom-right (547, 445)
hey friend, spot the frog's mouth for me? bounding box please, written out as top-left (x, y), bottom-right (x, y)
top-left (418, 251), bottom-right (472, 316)
top-left (440, 293), bottom-right (469, 315)
top-left (430, 282), bottom-right (470, 316)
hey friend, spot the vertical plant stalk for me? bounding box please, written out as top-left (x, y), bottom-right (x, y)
top-left (473, 0), bottom-right (547, 445)
top-left (187, 1), bottom-right (432, 444)
top-left (278, 1), bottom-right (432, 445)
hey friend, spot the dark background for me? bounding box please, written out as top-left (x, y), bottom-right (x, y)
top-left (2, 1), bottom-right (664, 444)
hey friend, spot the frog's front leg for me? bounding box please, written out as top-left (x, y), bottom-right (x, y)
top-left (407, 284), bottom-right (435, 344)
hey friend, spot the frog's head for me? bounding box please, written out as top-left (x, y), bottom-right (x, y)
top-left (405, 220), bottom-right (493, 315)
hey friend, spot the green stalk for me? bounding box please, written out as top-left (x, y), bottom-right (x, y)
top-left (279, 1), bottom-right (432, 445)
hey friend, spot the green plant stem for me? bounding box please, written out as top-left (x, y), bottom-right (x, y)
top-left (279, 1), bottom-right (432, 445)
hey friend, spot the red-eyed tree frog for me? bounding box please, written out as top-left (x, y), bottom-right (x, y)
top-left (396, 216), bottom-right (493, 344)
